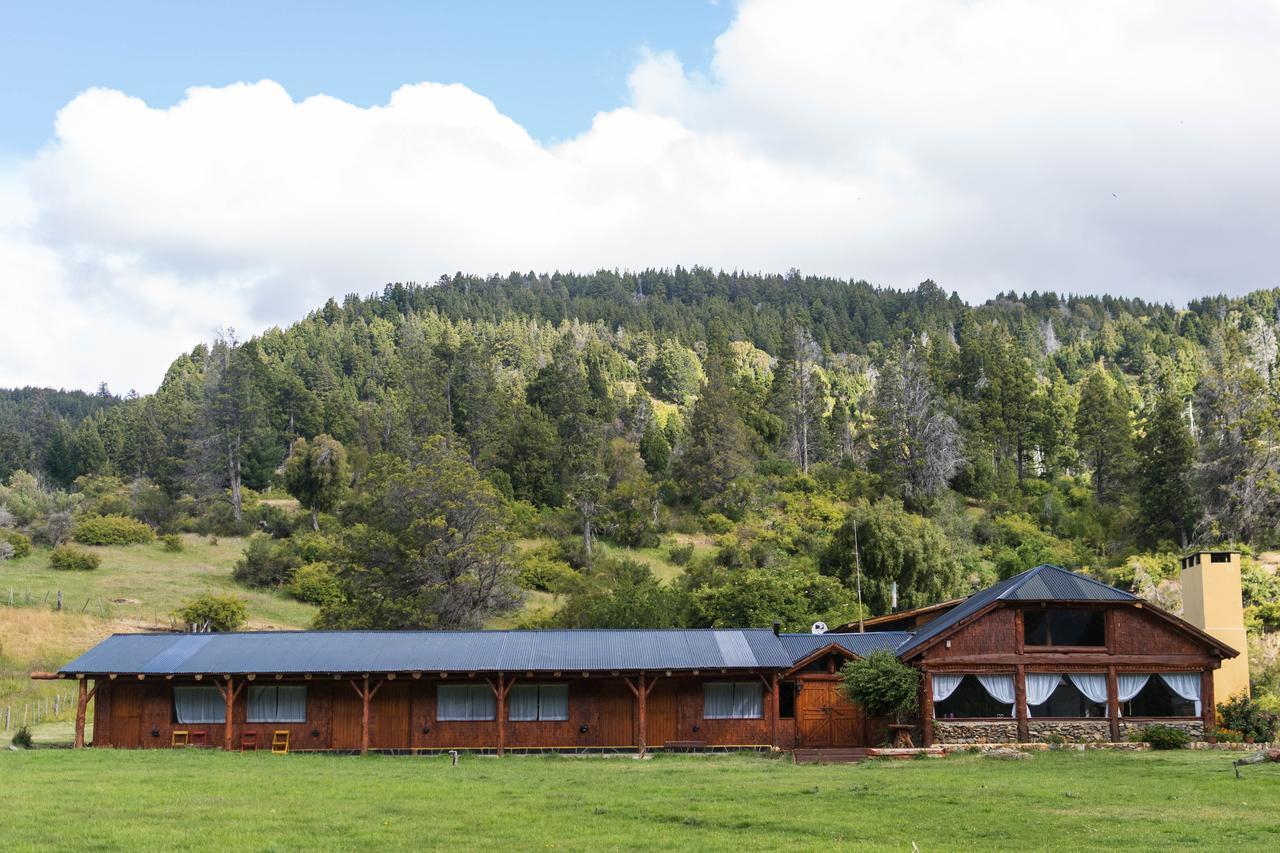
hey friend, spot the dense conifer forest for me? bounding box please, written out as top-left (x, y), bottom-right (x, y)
top-left (2, 271), bottom-right (1279, 667)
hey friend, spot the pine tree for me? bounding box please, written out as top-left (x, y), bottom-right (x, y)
top-left (1137, 387), bottom-right (1197, 546)
top-left (1074, 364), bottom-right (1134, 503)
top-left (677, 351), bottom-right (752, 501)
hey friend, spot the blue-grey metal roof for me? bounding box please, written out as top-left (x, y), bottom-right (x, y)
top-left (780, 632), bottom-right (913, 664)
top-left (898, 564), bottom-right (1136, 656)
top-left (58, 629), bottom-right (793, 676)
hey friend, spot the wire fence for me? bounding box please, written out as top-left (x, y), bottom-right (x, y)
top-left (3, 687), bottom-right (78, 732)
top-left (3, 586), bottom-right (179, 627)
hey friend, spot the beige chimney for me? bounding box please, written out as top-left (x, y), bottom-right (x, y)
top-left (1180, 550), bottom-right (1250, 701)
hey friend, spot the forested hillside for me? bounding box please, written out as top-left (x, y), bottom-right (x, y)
top-left (2, 271), bottom-right (1279, 696)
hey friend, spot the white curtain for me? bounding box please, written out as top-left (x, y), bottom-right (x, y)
top-left (538, 685), bottom-right (569, 721)
top-left (1159, 672), bottom-right (1202, 716)
top-left (1024, 674), bottom-right (1062, 717)
top-left (704, 683), bottom-right (763, 719)
top-left (976, 674), bottom-right (1015, 706)
top-left (508, 685), bottom-right (539, 721)
top-left (704, 683), bottom-right (735, 718)
top-left (248, 686), bottom-right (308, 723)
top-left (437, 684), bottom-right (495, 721)
top-left (1067, 673), bottom-right (1109, 706)
top-left (1116, 674), bottom-right (1151, 717)
top-left (932, 674), bottom-right (963, 702)
top-left (174, 686), bottom-right (224, 724)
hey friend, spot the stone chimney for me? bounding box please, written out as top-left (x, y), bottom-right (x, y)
top-left (1180, 550), bottom-right (1250, 700)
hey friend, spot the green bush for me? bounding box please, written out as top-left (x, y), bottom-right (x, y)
top-left (160, 533), bottom-right (184, 553)
top-left (175, 593), bottom-right (248, 632)
top-left (1210, 727), bottom-right (1245, 743)
top-left (668, 543), bottom-right (695, 565)
top-left (518, 547), bottom-right (581, 594)
top-left (1136, 724), bottom-right (1191, 750)
top-left (11, 724), bottom-right (33, 749)
top-left (1216, 693), bottom-right (1279, 743)
top-left (288, 562), bottom-right (345, 606)
top-left (838, 649), bottom-right (921, 721)
top-left (73, 514), bottom-right (155, 546)
top-left (232, 535), bottom-right (301, 588)
top-left (0, 529), bottom-right (32, 559)
top-left (49, 544), bottom-right (101, 571)
top-left (701, 512), bottom-right (733, 534)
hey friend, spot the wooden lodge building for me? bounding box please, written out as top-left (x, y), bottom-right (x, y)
top-left (43, 561), bottom-right (1242, 753)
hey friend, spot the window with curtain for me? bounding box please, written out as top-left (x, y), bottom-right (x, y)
top-left (703, 682), bottom-right (764, 719)
top-left (932, 675), bottom-right (1014, 718)
top-left (1027, 674), bottom-right (1108, 718)
top-left (437, 684), bottom-right (496, 721)
top-left (247, 685), bottom-right (307, 723)
top-left (1124, 674), bottom-right (1198, 717)
top-left (1023, 609), bottom-right (1106, 646)
top-left (173, 686), bottom-right (225, 724)
top-left (508, 684), bottom-right (569, 721)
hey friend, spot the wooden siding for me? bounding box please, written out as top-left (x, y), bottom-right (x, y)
top-left (91, 674), bottom-right (782, 751)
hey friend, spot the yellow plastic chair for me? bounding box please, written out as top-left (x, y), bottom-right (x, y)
top-left (271, 730), bottom-right (290, 754)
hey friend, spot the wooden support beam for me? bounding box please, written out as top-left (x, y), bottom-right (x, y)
top-left (1201, 668), bottom-right (1215, 740)
top-left (637, 673), bottom-right (647, 756)
top-left (29, 671), bottom-right (60, 680)
top-left (1014, 664), bottom-right (1029, 742)
top-left (771, 673), bottom-right (779, 749)
top-left (361, 675), bottom-right (371, 756)
top-left (1106, 666), bottom-right (1121, 743)
top-left (921, 671), bottom-right (935, 747)
top-left (73, 676), bottom-right (100, 749)
top-left (496, 673), bottom-right (506, 756)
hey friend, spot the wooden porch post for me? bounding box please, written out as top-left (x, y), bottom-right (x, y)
top-left (222, 676), bottom-right (237, 751)
top-left (637, 673), bottom-right (648, 756)
top-left (497, 673), bottom-right (506, 757)
top-left (1106, 666), bottom-right (1121, 743)
top-left (1014, 665), bottom-right (1029, 742)
top-left (1201, 668), bottom-right (1215, 740)
top-left (770, 673), bottom-right (779, 749)
top-left (921, 671), bottom-right (934, 747)
top-left (74, 676), bottom-right (99, 749)
top-left (361, 675), bottom-right (371, 756)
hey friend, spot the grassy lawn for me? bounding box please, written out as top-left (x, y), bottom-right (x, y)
top-left (0, 535), bottom-right (314, 629)
top-left (3, 750), bottom-right (1277, 851)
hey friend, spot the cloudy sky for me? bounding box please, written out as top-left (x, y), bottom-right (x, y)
top-left (3, 1), bottom-right (1279, 393)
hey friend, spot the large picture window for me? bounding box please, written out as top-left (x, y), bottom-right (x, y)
top-left (247, 686), bottom-right (307, 723)
top-left (1123, 674), bottom-right (1199, 717)
top-left (1024, 609), bottom-right (1106, 646)
top-left (173, 686), bottom-right (225, 724)
top-left (437, 684), bottom-right (496, 721)
top-left (932, 674), bottom-right (1014, 718)
top-left (508, 684), bottom-right (569, 721)
top-left (1026, 674), bottom-right (1108, 718)
top-left (703, 682), bottom-right (764, 719)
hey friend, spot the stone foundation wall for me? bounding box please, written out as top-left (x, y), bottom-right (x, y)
top-left (932, 721), bottom-right (1019, 743)
top-left (1118, 719), bottom-right (1203, 739)
top-left (1026, 720), bottom-right (1112, 742)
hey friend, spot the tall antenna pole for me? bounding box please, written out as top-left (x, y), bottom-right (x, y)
top-left (854, 523), bottom-right (865, 634)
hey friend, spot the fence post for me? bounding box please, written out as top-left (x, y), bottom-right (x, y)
top-left (56, 590), bottom-right (63, 611)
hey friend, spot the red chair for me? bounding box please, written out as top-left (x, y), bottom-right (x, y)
top-left (240, 731), bottom-right (258, 751)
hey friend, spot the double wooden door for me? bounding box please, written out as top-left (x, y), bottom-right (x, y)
top-left (796, 678), bottom-right (864, 747)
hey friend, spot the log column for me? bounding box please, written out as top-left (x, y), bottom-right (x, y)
top-left (921, 671), bottom-right (935, 747)
top-left (351, 675), bottom-right (384, 756)
top-left (214, 676), bottom-right (244, 751)
top-left (74, 676), bottom-right (100, 749)
top-left (1201, 668), bottom-right (1216, 741)
top-left (770, 673), bottom-right (779, 749)
top-left (1014, 665), bottom-right (1029, 742)
top-left (1106, 666), bottom-right (1121, 743)
top-left (625, 674), bottom-right (659, 755)
top-left (497, 673), bottom-right (506, 757)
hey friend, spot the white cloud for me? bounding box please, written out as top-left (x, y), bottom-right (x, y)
top-left (3, 0), bottom-right (1279, 391)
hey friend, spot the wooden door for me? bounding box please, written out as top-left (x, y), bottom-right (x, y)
top-left (797, 679), bottom-right (865, 748)
top-left (645, 680), bottom-right (678, 747)
top-left (331, 683), bottom-right (363, 750)
top-left (111, 684), bottom-right (144, 748)
top-left (370, 682), bottom-right (411, 749)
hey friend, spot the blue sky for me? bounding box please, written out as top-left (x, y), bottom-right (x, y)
top-left (1, 1), bottom-right (732, 157)
top-left (3, 1), bottom-right (1279, 392)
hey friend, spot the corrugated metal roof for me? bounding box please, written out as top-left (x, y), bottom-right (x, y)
top-left (898, 564), bottom-right (1136, 656)
top-left (779, 632), bottom-right (913, 664)
top-left (58, 629), bottom-right (794, 676)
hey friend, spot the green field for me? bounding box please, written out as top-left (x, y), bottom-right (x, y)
top-left (3, 750), bottom-right (1277, 851)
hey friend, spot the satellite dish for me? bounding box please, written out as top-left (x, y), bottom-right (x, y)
top-left (811, 621), bottom-right (828, 635)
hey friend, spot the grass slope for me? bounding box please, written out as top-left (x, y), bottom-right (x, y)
top-left (3, 750), bottom-right (1278, 851)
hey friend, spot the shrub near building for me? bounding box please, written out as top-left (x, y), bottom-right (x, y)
top-left (73, 514), bottom-right (156, 546)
